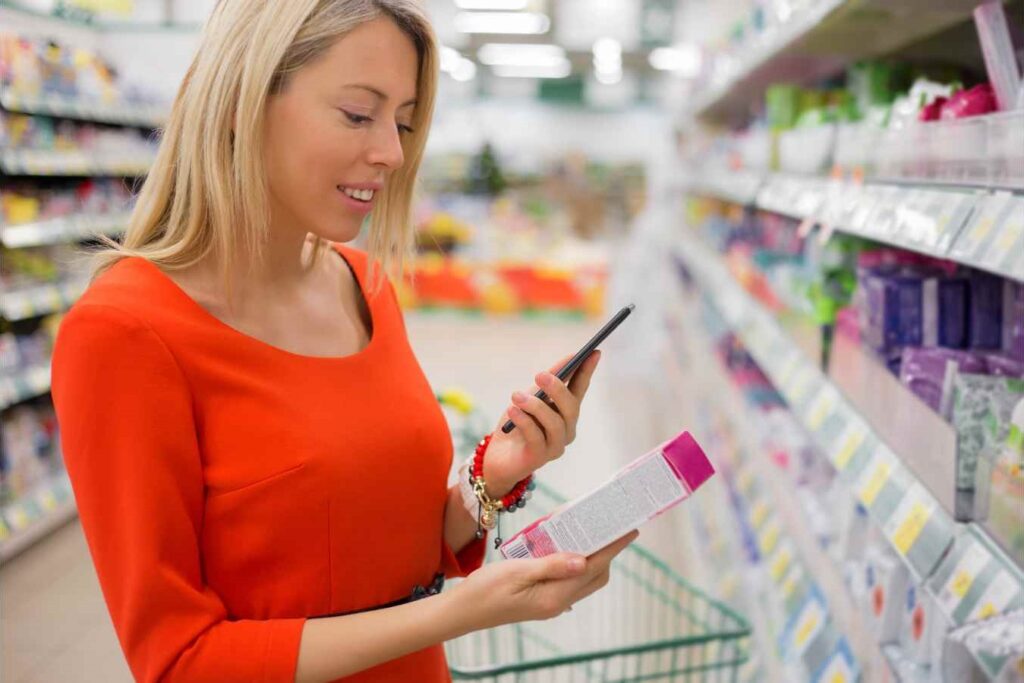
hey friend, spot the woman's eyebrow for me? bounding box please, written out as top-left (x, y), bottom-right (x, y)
top-left (341, 84), bottom-right (417, 108)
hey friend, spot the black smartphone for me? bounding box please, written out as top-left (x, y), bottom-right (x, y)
top-left (501, 303), bottom-right (635, 434)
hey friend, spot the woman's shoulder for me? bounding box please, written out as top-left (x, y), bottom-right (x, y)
top-left (73, 256), bottom-right (178, 322)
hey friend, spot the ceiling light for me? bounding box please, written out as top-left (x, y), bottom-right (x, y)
top-left (478, 43), bottom-right (564, 67)
top-left (648, 44), bottom-right (702, 76)
top-left (451, 59), bottom-right (478, 82)
top-left (491, 60), bottom-right (571, 78)
top-left (595, 69), bottom-right (622, 85)
top-left (592, 38), bottom-right (621, 63)
top-left (455, 11), bottom-right (550, 34)
top-left (454, 0), bottom-right (529, 9)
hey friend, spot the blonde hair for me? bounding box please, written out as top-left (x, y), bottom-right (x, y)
top-left (95, 0), bottom-right (437, 291)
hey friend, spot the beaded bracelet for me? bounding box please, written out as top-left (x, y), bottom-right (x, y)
top-left (465, 434), bottom-right (535, 548)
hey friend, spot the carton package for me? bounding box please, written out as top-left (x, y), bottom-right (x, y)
top-left (500, 431), bottom-right (713, 560)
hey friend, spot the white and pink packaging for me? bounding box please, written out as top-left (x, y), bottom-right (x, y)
top-left (499, 431), bottom-right (714, 560)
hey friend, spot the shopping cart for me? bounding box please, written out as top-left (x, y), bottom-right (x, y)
top-left (436, 390), bottom-right (753, 683)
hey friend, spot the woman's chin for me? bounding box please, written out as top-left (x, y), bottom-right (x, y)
top-left (312, 217), bottom-right (366, 245)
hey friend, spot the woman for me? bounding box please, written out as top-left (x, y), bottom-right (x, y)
top-left (51, 1), bottom-right (635, 682)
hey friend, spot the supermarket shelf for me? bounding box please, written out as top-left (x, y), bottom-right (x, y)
top-left (2, 278), bottom-right (87, 321)
top-left (689, 171), bottom-right (1024, 283)
top-left (697, 321), bottom-right (883, 675)
top-left (0, 363), bottom-right (51, 410)
top-left (692, 0), bottom-right (985, 124)
top-left (0, 149), bottom-right (155, 177)
top-left (0, 472), bottom-right (76, 564)
top-left (0, 89), bottom-right (166, 128)
top-left (1, 211), bottom-right (129, 248)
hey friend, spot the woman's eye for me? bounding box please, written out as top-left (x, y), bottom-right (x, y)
top-left (398, 124), bottom-right (415, 135)
top-left (342, 111), bottom-right (372, 125)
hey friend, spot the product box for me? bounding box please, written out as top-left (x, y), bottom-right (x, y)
top-left (499, 431), bottom-right (714, 559)
top-left (863, 545), bottom-right (911, 644)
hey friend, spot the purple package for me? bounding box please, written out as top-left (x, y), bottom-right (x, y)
top-left (1004, 281), bottom-right (1024, 362)
top-left (982, 352), bottom-right (1024, 378)
top-left (900, 347), bottom-right (987, 412)
top-left (923, 275), bottom-right (968, 348)
top-left (861, 268), bottom-right (925, 353)
top-left (968, 271), bottom-right (1004, 349)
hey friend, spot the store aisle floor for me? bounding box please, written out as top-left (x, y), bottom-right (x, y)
top-left (2, 313), bottom-right (685, 683)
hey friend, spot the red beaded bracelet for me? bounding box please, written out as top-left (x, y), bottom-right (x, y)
top-left (470, 434), bottom-right (535, 547)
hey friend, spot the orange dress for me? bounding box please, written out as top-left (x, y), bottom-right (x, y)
top-left (51, 244), bottom-right (487, 682)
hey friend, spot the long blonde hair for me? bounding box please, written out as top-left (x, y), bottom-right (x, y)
top-left (95, 0), bottom-right (437, 291)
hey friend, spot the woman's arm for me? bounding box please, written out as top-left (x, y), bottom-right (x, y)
top-left (295, 590), bottom-right (465, 682)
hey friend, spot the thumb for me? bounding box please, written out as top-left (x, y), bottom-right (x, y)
top-left (527, 553), bottom-right (587, 582)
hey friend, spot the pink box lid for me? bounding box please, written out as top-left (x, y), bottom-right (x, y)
top-left (662, 431), bottom-right (714, 492)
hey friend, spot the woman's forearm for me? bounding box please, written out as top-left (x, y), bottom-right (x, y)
top-left (443, 483), bottom-right (482, 556)
top-left (295, 589), bottom-right (471, 683)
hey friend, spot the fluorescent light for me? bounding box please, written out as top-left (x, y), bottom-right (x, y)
top-left (454, 0), bottom-right (528, 9)
top-left (440, 45), bottom-right (462, 72)
top-left (592, 38), bottom-right (621, 85)
top-left (594, 69), bottom-right (622, 85)
top-left (648, 44), bottom-right (702, 76)
top-left (478, 43), bottom-right (564, 67)
top-left (491, 60), bottom-right (571, 78)
top-left (592, 38), bottom-right (621, 63)
top-left (451, 59), bottom-right (477, 82)
top-left (455, 11), bottom-right (550, 34)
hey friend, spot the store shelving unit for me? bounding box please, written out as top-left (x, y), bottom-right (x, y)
top-left (691, 0), bottom-right (992, 124)
top-left (672, 232), bottom-right (1024, 679)
top-left (688, 171), bottom-right (1024, 283)
top-left (0, 149), bottom-right (156, 177)
top-left (1, 210), bottom-right (129, 248)
top-left (2, 279), bottom-right (88, 322)
top-left (0, 472), bottom-right (75, 564)
top-left (0, 363), bottom-right (51, 412)
top-left (0, 88), bottom-right (165, 128)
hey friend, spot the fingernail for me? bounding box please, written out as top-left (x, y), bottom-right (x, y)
top-left (512, 391), bottom-right (527, 404)
top-left (568, 557), bottom-right (585, 571)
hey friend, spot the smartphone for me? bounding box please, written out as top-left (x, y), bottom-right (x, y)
top-left (501, 303), bottom-right (635, 434)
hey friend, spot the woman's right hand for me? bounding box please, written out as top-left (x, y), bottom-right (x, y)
top-left (449, 530), bottom-right (639, 631)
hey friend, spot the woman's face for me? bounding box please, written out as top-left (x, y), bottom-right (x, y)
top-left (263, 17), bottom-right (419, 244)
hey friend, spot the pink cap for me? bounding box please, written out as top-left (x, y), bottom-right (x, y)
top-left (661, 431), bottom-right (714, 492)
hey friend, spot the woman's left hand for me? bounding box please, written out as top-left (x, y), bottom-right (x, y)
top-left (482, 350), bottom-right (601, 496)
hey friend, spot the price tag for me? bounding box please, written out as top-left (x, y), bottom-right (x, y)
top-left (37, 489), bottom-right (58, 513)
top-left (5, 504), bottom-right (32, 532)
top-left (791, 598), bottom-right (827, 656)
top-left (982, 207), bottom-right (1024, 272)
top-left (936, 543), bottom-right (991, 618)
top-left (884, 486), bottom-right (935, 555)
top-left (750, 500), bottom-right (770, 529)
top-left (817, 648), bottom-right (856, 683)
top-left (737, 467), bottom-right (757, 497)
top-left (950, 191), bottom-right (1014, 261)
top-left (759, 519), bottom-right (781, 555)
top-left (805, 388), bottom-right (838, 431)
top-left (788, 366), bottom-right (819, 405)
top-left (830, 422), bottom-right (868, 470)
top-left (967, 571), bottom-right (1020, 622)
top-left (857, 450), bottom-right (892, 507)
top-left (782, 564), bottom-right (805, 600)
top-left (770, 543), bottom-right (794, 582)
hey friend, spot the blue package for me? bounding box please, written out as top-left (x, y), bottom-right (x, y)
top-left (923, 276), bottom-right (968, 348)
top-left (969, 271), bottom-right (1004, 350)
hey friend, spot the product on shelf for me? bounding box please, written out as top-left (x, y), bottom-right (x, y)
top-left (0, 110), bottom-right (156, 157)
top-left (1, 243), bottom-right (83, 288)
top-left (0, 399), bottom-right (61, 507)
top-left (1, 178), bottom-right (131, 225)
top-left (0, 33), bottom-right (163, 109)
